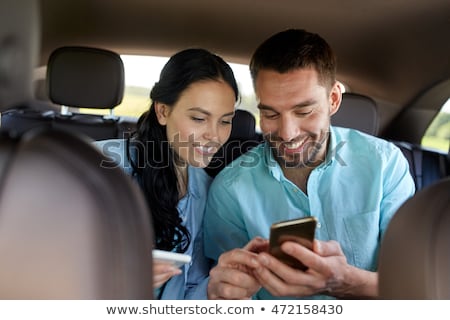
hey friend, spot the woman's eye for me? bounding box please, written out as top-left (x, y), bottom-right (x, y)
top-left (191, 117), bottom-right (205, 122)
top-left (221, 119), bottom-right (232, 125)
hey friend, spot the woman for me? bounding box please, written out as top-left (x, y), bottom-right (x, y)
top-left (96, 48), bottom-right (238, 299)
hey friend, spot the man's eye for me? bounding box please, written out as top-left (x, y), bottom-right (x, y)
top-left (262, 113), bottom-right (279, 119)
top-left (295, 110), bottom-right (313, 116)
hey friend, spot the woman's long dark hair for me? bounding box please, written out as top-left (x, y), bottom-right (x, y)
top-left (129, 48), bottom-right (239, 252)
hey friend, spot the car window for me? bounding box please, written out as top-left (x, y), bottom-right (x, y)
top-left (83, 55), bottom-right (260, 130)
top-left (421, 98), bottom-right (450, 152)
top-left (78, 55), bottom-right (353, 135)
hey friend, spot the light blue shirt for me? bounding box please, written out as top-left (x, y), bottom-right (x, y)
top-left (95, 139), bottom-right (211, 299)
top-left (203, 126), bottom-right (415, 299)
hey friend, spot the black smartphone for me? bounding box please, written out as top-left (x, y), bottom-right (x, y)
top-left (269, 216), bottom-right (317, 270)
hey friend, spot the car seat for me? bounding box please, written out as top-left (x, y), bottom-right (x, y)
top-left (48, 46), bottom-right (125, 140)
top-left (390, 141), bottom-right (449, 190)
top-left (0, 0), bottom-right (153, 299)
top-left (0, 129), bottom-right (154, 299)
top-left (1, 46), bottom-right (126, 141)
top-left (331, 92), bottom-right (379, 136)
top-left (378, 177), bottom-right (450, 299)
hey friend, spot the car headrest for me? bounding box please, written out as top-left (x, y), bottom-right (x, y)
top-left (0, 0), bottom-right (39, 110)
top-left (47, 46), bottom-right (125, 109)
top-left (331, 92), bottom-right (379, 136)
top-left (230, 109), bottom-right (257, 140)
top-left (0, 129), bottom-right (153, 299)
top-left (378, 177), bottom-right (450, 299)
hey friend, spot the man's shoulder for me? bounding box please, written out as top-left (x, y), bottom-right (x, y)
top-left (332, 127), bottom-right (406, 170)
top-left (333, 126), bottom-right (397, 152)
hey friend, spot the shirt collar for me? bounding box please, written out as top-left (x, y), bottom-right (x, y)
top-left (322, 126), bottom-right (337, 168)
top-left (186, 165), bottom-right (201, 199)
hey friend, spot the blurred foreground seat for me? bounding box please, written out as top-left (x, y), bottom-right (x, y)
top-left (378, 177), bottom-right (450, 299)
top-left (0, 0), bottom-right (153, 299)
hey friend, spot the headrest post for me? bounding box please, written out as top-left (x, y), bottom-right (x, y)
top-left (60, 105), bottom-right (71, 116)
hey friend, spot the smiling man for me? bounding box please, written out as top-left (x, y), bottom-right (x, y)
top-left (204, 29), bottom-right (415, 300)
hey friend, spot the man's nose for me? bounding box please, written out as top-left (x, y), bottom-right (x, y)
top-left (277, 116), bottom-right (299, 141)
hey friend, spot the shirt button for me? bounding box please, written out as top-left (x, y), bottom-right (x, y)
top-left (317, 222), bottom-right (321, 228)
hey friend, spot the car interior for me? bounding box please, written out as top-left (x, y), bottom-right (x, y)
top-left (0, 0), bottom-right (449, 299)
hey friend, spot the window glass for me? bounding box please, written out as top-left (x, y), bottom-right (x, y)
top-left (93, 55), bottom-right (259, 130)
top-left (87, 55), bottom-right (348, 135)
top-left (421, 98), bottom-right (450, 152)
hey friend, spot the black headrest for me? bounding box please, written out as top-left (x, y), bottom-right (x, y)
top-left (47, 46), bottom-right (125, 109)
top-left (230, 109), bottom-right (257, 140)
top-left (331, 92), bottom-right (379, 136)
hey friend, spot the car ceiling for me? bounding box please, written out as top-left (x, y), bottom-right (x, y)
top-left (39, 0), bottom-right (450, 111)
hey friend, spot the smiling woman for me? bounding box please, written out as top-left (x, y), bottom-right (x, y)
top-left (94, 48), bottom-right (240, 300)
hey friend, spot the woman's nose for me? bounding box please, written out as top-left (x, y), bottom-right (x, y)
top-left (203, 123), bottom-right (219, 141)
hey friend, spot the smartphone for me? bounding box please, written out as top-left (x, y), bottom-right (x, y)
top-left (152, 249), bottom-right (192, 268)
top-left (269, 216), bottom-right (317, 270)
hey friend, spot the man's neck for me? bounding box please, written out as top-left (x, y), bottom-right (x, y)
top-left (282, 166), bottom-right (314, 194)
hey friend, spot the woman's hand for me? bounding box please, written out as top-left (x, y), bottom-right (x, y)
top-left (153, 260), bottom-right (182, 289)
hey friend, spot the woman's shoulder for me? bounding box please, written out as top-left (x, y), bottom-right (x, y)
top-left (188, 166), bottom-right (213, 196)
top-left (189, 166), bottom-right (212, 184)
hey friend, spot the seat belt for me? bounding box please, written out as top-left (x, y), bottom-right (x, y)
top-left (412, 145), bottom-right (423, 190)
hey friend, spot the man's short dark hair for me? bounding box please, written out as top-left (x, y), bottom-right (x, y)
top-left (250, 29), bottom-right (337, 89)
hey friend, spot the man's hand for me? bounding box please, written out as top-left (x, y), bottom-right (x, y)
top-left (207, 237), bottom-right (269, 299)
top-left (253, 239), bottom-right (378, 298)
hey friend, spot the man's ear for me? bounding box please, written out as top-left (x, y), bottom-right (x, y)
top-left (154, 102), bottom-right (169, 125)
top-left (329, 82), bottom-right (342, 116)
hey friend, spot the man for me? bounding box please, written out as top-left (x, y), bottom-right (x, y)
top-left (204, 29), bottom-right (415, 299)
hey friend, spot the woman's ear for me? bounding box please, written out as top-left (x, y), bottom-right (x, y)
top-left (154, 102), bottom-right (169, 126)
top-left (329, 82), bottom-right (342, 116)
